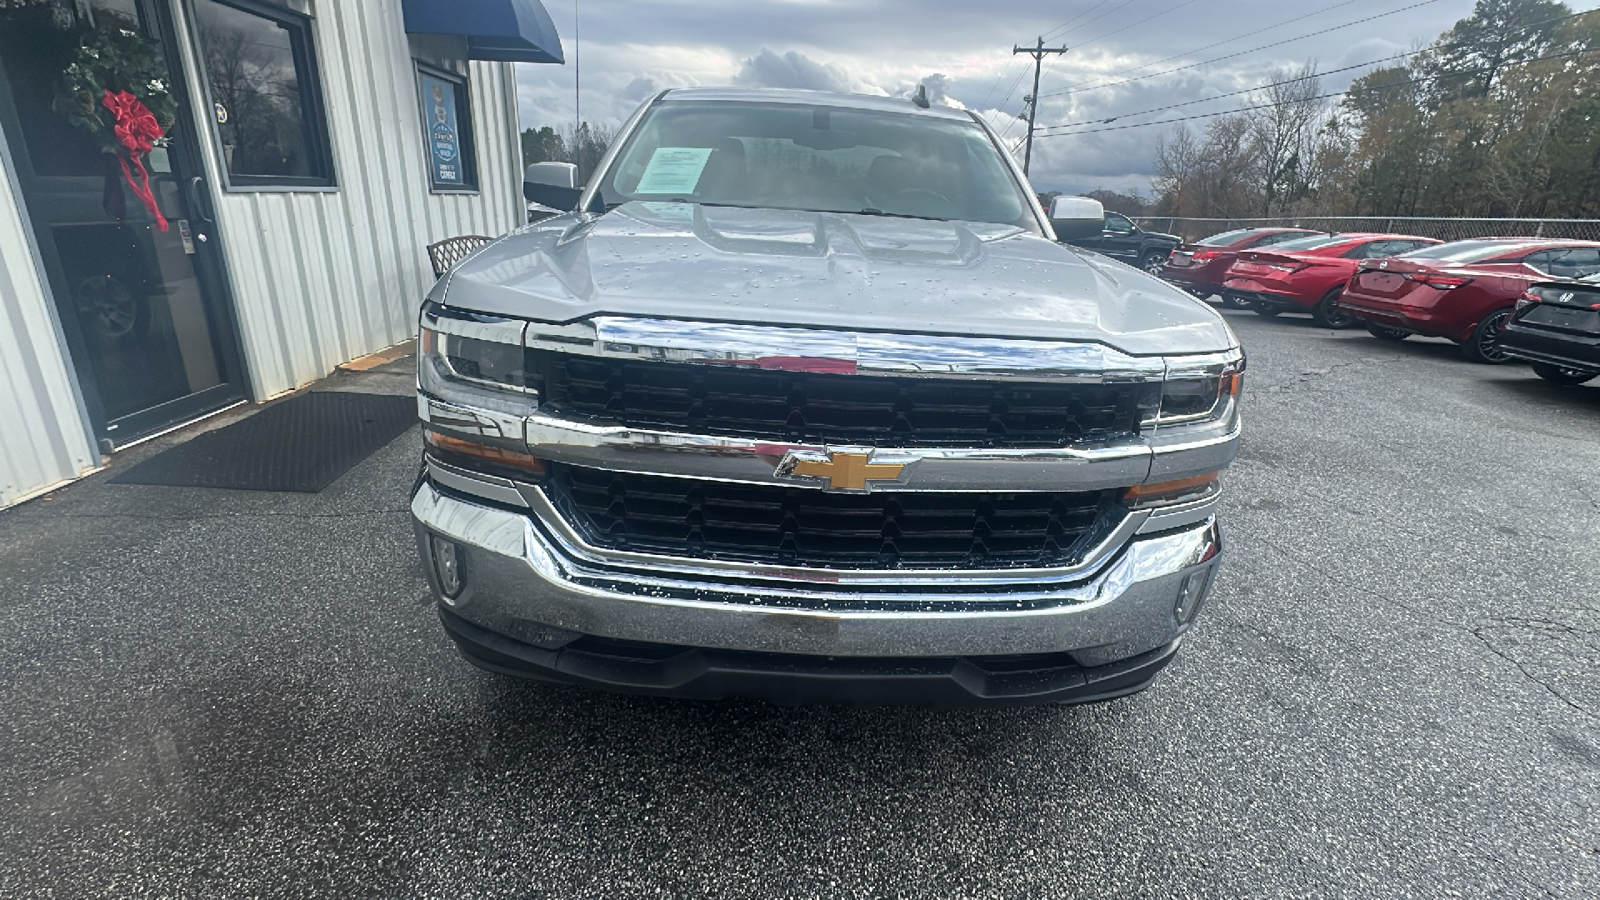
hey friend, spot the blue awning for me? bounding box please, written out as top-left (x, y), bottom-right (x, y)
top-left (402, 0), bottom-right (565, 65)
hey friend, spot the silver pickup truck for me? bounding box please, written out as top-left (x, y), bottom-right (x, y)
top-left (411, 87), bottom-right (1242, 706)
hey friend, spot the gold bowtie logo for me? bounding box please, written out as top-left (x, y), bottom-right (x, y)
top-left (780, 450), bottom-right (908, 491)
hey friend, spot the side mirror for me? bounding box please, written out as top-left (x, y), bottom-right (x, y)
top-left (1048, 196), bottom-right (1106, 241)
top-left (524, 161), bottom-right (582, 209)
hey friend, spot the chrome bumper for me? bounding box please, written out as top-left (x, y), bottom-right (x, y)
top-left (411, 479), bottom-right (1223, 663)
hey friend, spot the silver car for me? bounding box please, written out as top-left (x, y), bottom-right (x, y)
top-left (412, 88), bottom-right (1242, 706)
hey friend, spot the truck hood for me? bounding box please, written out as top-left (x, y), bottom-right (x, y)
top-left (434, 202), bottom-right (1236, 356)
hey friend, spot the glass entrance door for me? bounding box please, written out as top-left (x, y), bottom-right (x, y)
top-left (0, 0), bottom-right (244, 449)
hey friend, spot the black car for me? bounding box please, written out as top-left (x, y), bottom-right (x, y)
top-left (1499, 274), bottom-right (1600, 385)
top-left (1058, 208), bottom-right (1181, 274)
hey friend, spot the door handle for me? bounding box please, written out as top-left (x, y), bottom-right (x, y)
top-left (188, 176), bottom-right (215, 224)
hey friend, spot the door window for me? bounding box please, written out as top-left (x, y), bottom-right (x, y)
top-left (1543, 248), bottom-right (1600, 279)
top-left (191, 0), bottom-right (333, 187)
top-left (1104, 212), bottom-right (1136, 233)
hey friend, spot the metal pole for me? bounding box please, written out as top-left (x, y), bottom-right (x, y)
top-left (1012, 37), bottom-right (1068, 178)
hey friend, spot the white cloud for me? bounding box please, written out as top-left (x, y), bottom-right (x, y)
top-left (512, 0), bottom-right (1480, 195)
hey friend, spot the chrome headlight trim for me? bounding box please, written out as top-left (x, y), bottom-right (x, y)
top-left (1149, 349), bottom-right (1244, 430)
top-left (419, 306), bottom-right (539, 417)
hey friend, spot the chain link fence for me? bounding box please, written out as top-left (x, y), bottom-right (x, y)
top-left (1132, 216), bottom-right (1600, 244)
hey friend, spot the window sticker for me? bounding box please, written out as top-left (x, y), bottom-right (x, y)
top-left (635, 147), bottom-right (713, 195)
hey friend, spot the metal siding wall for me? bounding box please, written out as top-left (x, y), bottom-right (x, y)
top-left (169, 0), bottom-right (523, 400)
top-left (0, 131), bottom-right (100, 507)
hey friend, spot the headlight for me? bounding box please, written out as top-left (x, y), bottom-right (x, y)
top-left (418, 306), bottom-right (548, 480)
top-left (418, 310), bottom-right (539, 416)
top-left (1144, 353), bottom-right (1244, 430)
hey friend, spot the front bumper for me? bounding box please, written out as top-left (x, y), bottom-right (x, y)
top-left (411, 476), bottom-right (1223, 704)
top-left (440, 605), bottom-right (1182, 706)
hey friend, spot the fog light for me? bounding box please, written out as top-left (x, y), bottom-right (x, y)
top-left (1174, 570), bottom-right (1210, 624)
top-left (431, 536), bottom-right (465, 602)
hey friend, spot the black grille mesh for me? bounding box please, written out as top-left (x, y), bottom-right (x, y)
top-left (548, 464), bottom-right (1114, 569)
top-left (534, 352), bottom-right (1141, 448)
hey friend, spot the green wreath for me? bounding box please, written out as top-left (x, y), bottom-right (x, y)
top-left (52, 26), bottom-right (176, 154)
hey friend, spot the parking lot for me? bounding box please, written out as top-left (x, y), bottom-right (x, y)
top-left (1, 309), bottom-right (1596, 899)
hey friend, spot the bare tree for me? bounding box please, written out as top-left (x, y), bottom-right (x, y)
top-left (1245, 63), bottom-right (1327, 216)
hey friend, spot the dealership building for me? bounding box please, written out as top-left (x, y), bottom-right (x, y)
top-left (0, 0), bottom-right (561, 508)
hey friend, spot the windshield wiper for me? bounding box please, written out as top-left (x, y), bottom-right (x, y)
top-left (855, 208), bottom-right (948, 222)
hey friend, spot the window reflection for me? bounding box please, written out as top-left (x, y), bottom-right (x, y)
top-left (193, 0), bottom-right (319, 179)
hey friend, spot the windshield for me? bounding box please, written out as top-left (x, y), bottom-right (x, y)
top-left (593, 100), bottom-right (1036, 231)
top-left (1398, 240), bottom-right (1527, 263)
top-left (1266, 234), bottom-right (1349, 251)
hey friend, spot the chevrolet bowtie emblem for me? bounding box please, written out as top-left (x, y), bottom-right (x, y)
top-left (777, 449), bottom-right (909, 491)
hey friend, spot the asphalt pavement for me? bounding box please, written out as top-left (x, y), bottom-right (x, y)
top-left (1, 309), bottom-right (1597, 899)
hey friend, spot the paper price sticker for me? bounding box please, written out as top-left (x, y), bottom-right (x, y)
top-left (635, 147), bottom-right (713, 195)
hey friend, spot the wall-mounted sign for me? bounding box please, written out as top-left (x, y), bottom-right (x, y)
top-left (417, 67), bottom-right (475, 191)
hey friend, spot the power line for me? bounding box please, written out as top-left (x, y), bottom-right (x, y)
top-left (1047, 0), bottom-right (1138, 41)
top-left (1037, 0), bottom-right (1441, 99)
top-left (1039, 49), bottom-right (1417, 131)
top-left (1037, 6), bottom-right (1600, 133)
top-left (1071, 0), bottom-right (1203, 53)
top-left (1033, 45), bottom-right (1598, 139)
top-left (1044, 0), bottom-right (1366, 96)
top-left (980, 0), bottom-right (1111, 110)
top-left (1042, 0), bottom-right (1117, 40)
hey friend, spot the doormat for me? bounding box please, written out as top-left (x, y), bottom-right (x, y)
top-left (111, 391), bottom-right (417, 493)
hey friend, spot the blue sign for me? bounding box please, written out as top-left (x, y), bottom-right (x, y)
top-left (421, 72), bottom-right (464, 186)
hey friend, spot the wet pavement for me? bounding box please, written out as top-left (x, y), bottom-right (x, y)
top-left (2, 312), bottom-right (1597, 898)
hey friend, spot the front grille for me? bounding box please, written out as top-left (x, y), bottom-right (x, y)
top-left (546, 464), bottom-right (1116, 569)
top-left (534, 351), bottom-right (1143, 448)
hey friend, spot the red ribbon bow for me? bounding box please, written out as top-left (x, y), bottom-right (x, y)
top-left (101, 90), bottom-right (168, 232)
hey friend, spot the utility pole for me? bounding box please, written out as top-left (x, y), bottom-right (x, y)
top-left (1012, 36), bottom-right (1067, 178)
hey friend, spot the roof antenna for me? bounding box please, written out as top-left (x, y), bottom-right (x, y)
top-left (911, 83), bottom-right (930, 109)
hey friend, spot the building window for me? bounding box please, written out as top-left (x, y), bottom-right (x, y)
top-left (190, 0), bottom-right (334, 188)
top-left (415, 62), bottom-right (477, 193)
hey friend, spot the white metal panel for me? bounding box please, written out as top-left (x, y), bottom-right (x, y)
top-left (0, 128), bottom-right (100, 508)
top-left (169, 0), bottom-right (524, 400)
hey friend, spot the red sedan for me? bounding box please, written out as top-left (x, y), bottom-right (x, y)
top-left (1341, 239), bottom-right (1600, 362)
top-left (1221, 233), bottom-right (1442, 328)
top-left (1162, 227), bottom-right (1322, 307)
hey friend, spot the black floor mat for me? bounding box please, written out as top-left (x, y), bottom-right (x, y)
top-left (112, 391), bottom-right (417, 493)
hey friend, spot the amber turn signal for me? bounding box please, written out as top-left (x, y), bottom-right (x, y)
top-left (424, 427), bottom-right (547, 478)
top-left (1122, 472), bottom-right (1219, 508)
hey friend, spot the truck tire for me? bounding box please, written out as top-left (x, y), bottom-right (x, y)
top-left (1529, 363), bottom-right (1598, 385)
top-left (1252, 300), bottom-right (1282, 317)
top-left (1140, 251), bottom-right (1169, 275)
top-left (1461, 308), bottom-right (1514, 363)
top-left (1310, 288), bottom-right (1354, 329)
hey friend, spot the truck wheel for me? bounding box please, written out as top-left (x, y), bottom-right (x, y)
top-left (1311, 288), bottom-right (1354, 329)
top-left (1461, 309), bottom-right (1514, 363)
top-left (1530, 363), bottom-right (1598, 385)
top-left (1251, 300), bottom-right (1282, 317)
top-left (1365, 324), bottom-right (1410, 341)
top-left (1220, 292), bottom-right (1252, 310)
top-left (1141, 251), bottom-right (1169, 275)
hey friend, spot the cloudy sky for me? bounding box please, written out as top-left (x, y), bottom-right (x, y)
top-left (512, 0), bottom-right (1593, 197)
